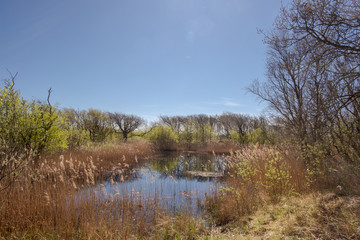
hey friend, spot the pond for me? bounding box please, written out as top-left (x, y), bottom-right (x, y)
top-left (93, 152), bottom-right (226, 215)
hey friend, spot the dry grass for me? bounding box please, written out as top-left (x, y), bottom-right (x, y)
top-left (154, 213), bottom-right (207, 239)
top-left (203, 144), bottom-right (360, 239)
top-left (0, 182), bottom-right (160, 239)
top-left (1, 141), bottom-right (359, 239)
top-left (0, 140), bottom-right (211, 239)
top-left (205, 144), bottom-right (307, 226)
top-left (204, 193), bottom-right (360, 239)
top-left (0, 140), bottom-right (164, 239)
top-left (36, 140), bottom-right (154, 184)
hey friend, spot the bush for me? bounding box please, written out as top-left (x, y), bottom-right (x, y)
top-left (146, 125), bottom-right (178, 150)
top-left (0, 79), bottom-right (67, 189)
top-left (206, 145), bottom-right (304, 225)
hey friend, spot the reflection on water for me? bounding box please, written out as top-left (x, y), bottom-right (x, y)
top-left (96, 152), bottom-right (226, 215)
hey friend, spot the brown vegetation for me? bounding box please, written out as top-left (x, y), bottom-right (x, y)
top-left (0, 141), bottom-right (162, 239)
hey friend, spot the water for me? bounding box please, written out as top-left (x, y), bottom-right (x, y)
top-left (95, 152), bottom-right (226, 215)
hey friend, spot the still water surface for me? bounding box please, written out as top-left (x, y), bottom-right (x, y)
top-left (95, 152), bottom-right (226, 214)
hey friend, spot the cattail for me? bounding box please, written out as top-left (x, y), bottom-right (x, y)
top-left (120, 175), bottom-right (124, 182)
top-left (71, 179), bottom-right (78, 190)
top-left (59, 174), bottom-right (64, 183)
top-left (135, 155), bottom-right (138, 163)
top-left (122, 155), bottom-right (126, 162)
top-left (110, 178), bottom-right (115, 185)
top-left (59, 160), bottom-right (65, 171)
top-left (88, 169), bottom-right (95, 185)
top-left (67, 158), bottom-right (74, 170)
top-left (90, 159), bottom-right (96, 170)
top-left (85, 170), bottom-right (90, 185)
top-left (44, 191), bottom-right (51, 206)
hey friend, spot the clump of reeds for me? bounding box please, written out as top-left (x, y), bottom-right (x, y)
top-left (205, 144), bottom-right (307, 225)
top-left (0, 140), bottom-right (215, 239)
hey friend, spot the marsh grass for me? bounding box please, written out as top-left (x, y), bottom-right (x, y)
top-left (204, 144), bottom-right (360, 239)
top-left (206, 193), bottom-right (360, 239)
top-left (0, 141), bottom-right (154, 239)
top-left (0, 140), bottom-right (212, 239)
top-left (205, 144), bottom-right (308, 226)
top-left (1, 141), bottom-right (359, 239)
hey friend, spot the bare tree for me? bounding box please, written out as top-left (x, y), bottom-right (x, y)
top-left (251, 0), bottom-right (360, 160)
top-left (108, 113), bottom-right (144, 141)
top-left (284, 0), bottom-right (360, 54)
top-left (217, 114), bottom-right (233, 138)
top-left (251, 44), bottom-right (312, 143)
top-left (192, 114), bottom-right (210, 143)
top-left (160, 115), bottom-right (184, 135)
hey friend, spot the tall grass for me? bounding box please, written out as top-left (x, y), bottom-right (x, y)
top-left (1, 140), bottom-right (358, 238)
top-left (205, 143), bottom-right (360, 228)
top-left (205, 144), bottom-right (308, 226)
top-left (0, 140), bottom-right (207, 239)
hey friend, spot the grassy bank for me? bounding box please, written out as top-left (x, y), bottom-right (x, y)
top-left (204, 193), bottom-right (360, 239)
top-left (203, 144), bottom-right (360, 239)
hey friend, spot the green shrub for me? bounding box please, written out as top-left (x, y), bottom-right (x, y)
top-left (0, 80), bottom-right (67, 188)
top-left (262, 150), bottom-right (294, 201)
top-left (146, 125), bottom-right (178, 149)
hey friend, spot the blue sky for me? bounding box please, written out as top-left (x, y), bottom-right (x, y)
top-left (0, 0), bottom-right (288, 121)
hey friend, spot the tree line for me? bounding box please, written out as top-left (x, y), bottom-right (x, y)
top-left (62, 109), bottom-right (275, 148)
top-left (0, 75), bottom-right (276, 154)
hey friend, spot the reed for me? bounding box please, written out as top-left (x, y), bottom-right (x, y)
top-left (0, 140), bottom-right (209, 239)
top-left (205, 144), bottom-right (308, 226)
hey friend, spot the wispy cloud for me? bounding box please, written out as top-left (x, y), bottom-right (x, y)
top-left (221, 98), bottom-right (241, 107)
top-left (202, 98), bottom-right (242, 108)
